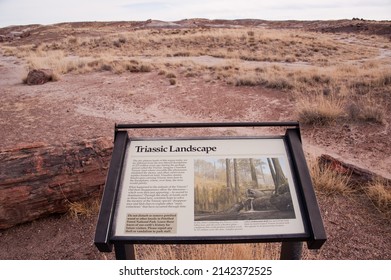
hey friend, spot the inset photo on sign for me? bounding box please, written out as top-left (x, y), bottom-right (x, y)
top-left (194, 157), bottom-right (295, 221)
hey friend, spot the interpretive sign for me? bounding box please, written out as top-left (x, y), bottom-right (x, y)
top-left (94, 122), bottom-right (326, 259)
top-left (114, 138), bottom-right (305, 238)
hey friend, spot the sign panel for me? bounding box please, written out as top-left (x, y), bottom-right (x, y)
top-left (113, 138), bottom-right (306, 239)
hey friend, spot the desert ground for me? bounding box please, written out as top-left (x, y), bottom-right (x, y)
top-left (0, 19), bottom-right (390, 260)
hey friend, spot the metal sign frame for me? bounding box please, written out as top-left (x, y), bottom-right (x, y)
top-left (94, 122), bottom-right (326, 259)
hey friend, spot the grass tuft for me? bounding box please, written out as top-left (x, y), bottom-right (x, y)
top-left (309, 157), bottom-right (352, 195)
top-left (364, 180), bottom-right (391, 217)
top-left (67, 198), bottom-right (100, 219)
top-left (297, 95), bottom-right (345, 125)
top-left (346, 98), bottom-right (385, 124)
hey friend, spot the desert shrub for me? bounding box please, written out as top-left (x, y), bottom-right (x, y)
top-left (358, 105), bottom-right (385, 123)
top-left (67, 36), bottom-right (78, 44)
top-left (265, 77), bottom-right (293, 90)
top-left (298, 73), bottom-right (331, 86)
top-left (139, 64), bottom-right (152, 72)
top-left (297, 95), bottom-right (345, 125)
top-left (231, 73), bottom-right (265, 86)
top-left (346, 99), bottom-right (385, 124)
top-left (350, 80), bottom-right (371, 95)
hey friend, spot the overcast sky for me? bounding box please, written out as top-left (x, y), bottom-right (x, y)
top-left (0, 0), bottom-right (390, 27)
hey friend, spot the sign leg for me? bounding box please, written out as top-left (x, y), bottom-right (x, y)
top-left (280, 242), bottom-right (303, 260)
top-left (114, 244), bottom-right (136, 260)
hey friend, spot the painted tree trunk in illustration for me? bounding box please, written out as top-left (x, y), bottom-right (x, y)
top-left (249, 158), bottom-right (259, 188)
top-left (272, 158), bottom-right (287, 187)
top-left (225, 158), bottom-right (232, 190)
top-left (233, 159), bottom-right (240, 202)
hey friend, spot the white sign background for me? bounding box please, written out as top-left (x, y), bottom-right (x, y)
top-left (113, 138), bottom-right (306, 238)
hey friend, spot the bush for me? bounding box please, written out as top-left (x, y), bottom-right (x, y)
top-left (297, 95), bottom-right (345, 125)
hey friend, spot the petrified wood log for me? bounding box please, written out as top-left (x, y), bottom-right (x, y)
top-left (0, 138), bottom-right (113, 230)
top-left (319, 154), bottom-right (391, 186)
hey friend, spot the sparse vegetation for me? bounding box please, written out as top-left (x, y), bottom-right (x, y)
top-left (310, 156), bottom-right (391, 219)
top-left (1, 20), bottom-right (391, 260)
top-left (67, 197), bottom-right (100, 219)
top-left (364, 180), bottom-right (391, 217)
top-left (2, 24), bottom-right (390, 128)
top-left (309, 157), bottom-right (352, 195)
top-left (296, 94), bottom-right (345, 125)
top-left (135, 243), bottom-right (279, 260)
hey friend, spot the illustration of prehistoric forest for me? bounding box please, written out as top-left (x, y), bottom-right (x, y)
top-left (194, 157), bottom-right (296, 221)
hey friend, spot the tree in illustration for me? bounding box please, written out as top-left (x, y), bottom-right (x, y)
top-left (249, 158), bottom-right (259, 189)
top-left (267, 158), bottom-right (292, 211)
top-left (233, 159), bottom-right (240, 202)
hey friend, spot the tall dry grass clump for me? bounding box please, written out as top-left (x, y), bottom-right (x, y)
top-left (296, 94), bottom-right (345, 125)
top-left (308, 157), bottom-right (352, 195)
top-left (135, 243), bottom-right (280, 260)
top-left (364, 180), bottom-right (391, 217)
top-left (229, 66), bottom-right (293, 89)
top-left (346, 97), bottom-right (386, 124)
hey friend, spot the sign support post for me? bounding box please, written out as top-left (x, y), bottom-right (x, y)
top-left (280, 242), bottom-right (303, 260)
top-left (114, 244), bottom-right (136, 260)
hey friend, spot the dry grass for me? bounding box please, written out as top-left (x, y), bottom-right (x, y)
top-left (2, 26), bottom-right (379, 70)
top-left (309, 155), bottom-right (391, 219)
top-left (227, 65), bottom-right (293, 90)
top-left (22, 49), bottom-right (154, 76)
top-left (296, 94), bottom-right (345, 125)
top-left (67, 197), bottom-right (101, 219)
top-left (309, 157), bottom-right (352, 195)
top-left (66, 195), bottom-right (281, 259)
top-left (346, 98), bottom-right (386, 124)
top-left (135, 243), bottom-right (280, 260)
top-left (1, 24), bottom-right (390, 126)
top-left (364, 180), bottom-right (391, 217)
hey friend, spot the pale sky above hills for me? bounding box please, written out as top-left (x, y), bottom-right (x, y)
top-left (0, 0), bottom-right (390, 27)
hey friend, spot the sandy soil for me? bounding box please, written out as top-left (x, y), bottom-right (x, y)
top-left (0, 20), bottom-right (390, 260)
